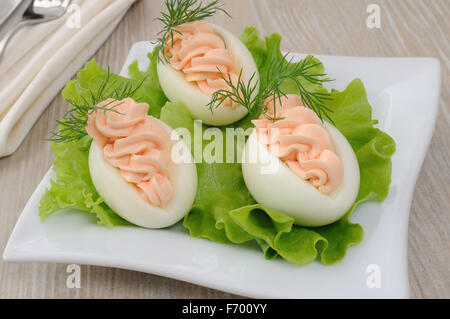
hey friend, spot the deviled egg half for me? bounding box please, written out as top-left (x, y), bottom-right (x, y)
top-left (86, 98), bottom-right (197, 228)
top-left (157, 21), bottom-right (259, 126)
top-left (242, 95), bottom-right (360, 227)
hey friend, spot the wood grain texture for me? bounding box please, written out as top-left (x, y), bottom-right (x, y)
top-left (0, 0), bottom-right (448, 299)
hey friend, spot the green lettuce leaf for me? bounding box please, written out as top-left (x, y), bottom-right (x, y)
top-left (160, 89), bottom-right (379, 265)
top-left (39, 51), bottom-right (167, 226)
top-left (167, 28), bottom-right (395, 266)
top-left (40, 27), bottom-right (395, 267)
top-left (160, 102), bottom-right (255, 243)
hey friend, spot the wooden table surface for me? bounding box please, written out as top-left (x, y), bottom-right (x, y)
top-left (0, 0), bottom-right (448, 299)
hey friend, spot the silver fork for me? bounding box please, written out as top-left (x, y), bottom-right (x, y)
top-left (0, 0), bottom-right (72, 61)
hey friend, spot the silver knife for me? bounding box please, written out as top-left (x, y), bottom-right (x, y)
top-left (0, 0), bottom-right (22, 27)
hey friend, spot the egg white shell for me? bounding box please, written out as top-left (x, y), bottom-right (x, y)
top-left (89, 121), bottom-right (197, 229)
top-left (241, 122), bottom-right (360, 227)
top-left (157, 23), bottom-right (259, 126)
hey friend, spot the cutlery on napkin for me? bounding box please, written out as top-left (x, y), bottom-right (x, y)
top-left (0, 0), bottom-right (137, 157)
top-left (0, 1), bottom-right (73, 60)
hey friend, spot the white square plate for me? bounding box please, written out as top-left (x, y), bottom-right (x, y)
top-left (3, 42), bottom-right (441, 298)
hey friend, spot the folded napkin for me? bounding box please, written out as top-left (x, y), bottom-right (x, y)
top-left (0, 0), bottom-right (136, 157)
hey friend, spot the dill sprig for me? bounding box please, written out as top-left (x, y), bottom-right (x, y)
top-left (207, 54), bottom-right (334, 123)
top-left (264, 54), bottom-right (334, 122)
top-left (155, 0), bottom-right (230, 63)
top-left (207, 69), bottom-right (260, 118)
top-left (49, 68), bottom-right (146, 143)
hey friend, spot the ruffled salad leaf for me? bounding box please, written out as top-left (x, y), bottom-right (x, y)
top-left (40, 27), bottom-right (395, 266)
top-left (166, 27), bottom-right (395, 265)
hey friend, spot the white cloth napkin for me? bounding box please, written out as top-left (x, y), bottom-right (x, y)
top-left (0, 0), bottom-right (136, 157)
